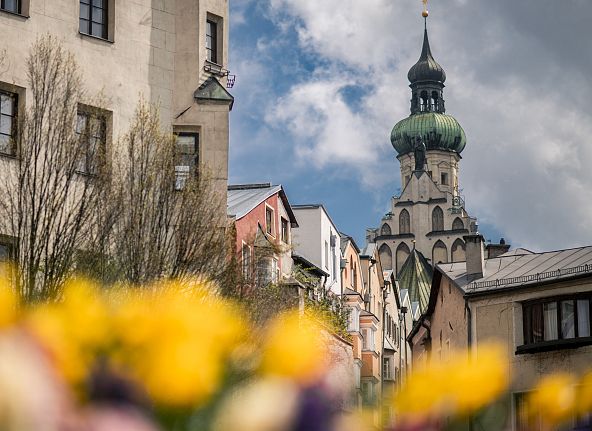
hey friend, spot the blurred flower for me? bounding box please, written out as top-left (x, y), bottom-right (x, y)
top-left (260, 311), bottom-right (327, 384)
top-left (25, 279), bottom-right (111, 386)
top-left (528, 373), bottom-right (576, 427)
top-left (213, 378), bottom-right (299, 431)
top-left (112, 281), bottom-right (246, 408)
top-left (577, 371), bottom-right (592, 415)
top-left (395, 343), bottom-right (508, 419)
top-left (0, 270), bottom-right (17, 329)
top-left (0, 331), bottom-right (68, 431)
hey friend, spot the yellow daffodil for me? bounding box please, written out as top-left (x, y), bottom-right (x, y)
top-left (260, 310), bottom-right (327, 384)
top-left (0, 278), bottom-right (17, 329)
top-left (528, 373), bottom-right (577, 427)
top-left (395, 342), bottom-right (508, 419)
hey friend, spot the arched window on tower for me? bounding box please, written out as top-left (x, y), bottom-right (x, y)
top-left (420, 91), bottom-right (428, 112)
top-left (381, 223), bottom-right (392, 236)
top-left (451, 239), bottom-right (466, 263)
top-left (431, 91), bottom-right (439, 111)
top-left (379, 244), bottom-right (393, 271)
top-left (396, 243), bottom-right (411, 275)
top-left (452, 217), bottom-right (464, 231)
top-left (432, 240), bottom-right (448, 265)
top-left (432, 206), bottom-right (444, 232)
top-left (399, 210), bottom-right (410, 234)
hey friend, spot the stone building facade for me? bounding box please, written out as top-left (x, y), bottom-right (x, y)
top-left (0, 0), bottom-right (233, 196)
top-left (411, 239), bottom-right (592, 430)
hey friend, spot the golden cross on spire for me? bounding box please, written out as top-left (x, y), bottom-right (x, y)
top-left (422, 0), bottom-right (429, 18)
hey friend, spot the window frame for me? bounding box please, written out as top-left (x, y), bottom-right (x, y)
top-left (519, 292), bottom-right (592, 354)
top-left (0, 0), bottom-right (23, 15)
top-left (241, 242), bottom-right (251, 279)
top-left (383, 357), bottom-right (392, 380)
top-left (265, 205), bottom-right (275, 237)
top-left (75, 109), bottom-right (107, 176)
top-left (205, 18), bottom-right (218, 64)
top-left (79, 0), bottom-right (114, 42)
top-left (174, 132), bottom-right (199, 191)
top-left (280, 217), bottom-right (289, 244)
top-left (0, 89), bottom-right (18, 156)
top-left (441, 172), bottom-right (449, 185)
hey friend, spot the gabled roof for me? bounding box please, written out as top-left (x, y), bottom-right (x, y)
top-left (499, 248), bottom-right (534, 257)
top-left (292, 204), bottom-right (340, 232)
top-left (339, 232), bottom-right (361, 254)
top-left (194, 76), bottom-right (234, 110)
top-left (227, 183), bottom-right (298, 226)
top-left (397, 249), bottom-right (433, 315)
top-left (437, 245), bottom-right (592, 295)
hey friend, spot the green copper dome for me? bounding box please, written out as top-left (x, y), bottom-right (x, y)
top-left (391, 112), bottom-right (466, 156)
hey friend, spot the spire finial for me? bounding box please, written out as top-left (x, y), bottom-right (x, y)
top-left (422, 0), bottom-right (429, 18)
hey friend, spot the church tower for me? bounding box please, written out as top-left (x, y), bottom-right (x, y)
top-left (370, 10), bottom-right (477, 281)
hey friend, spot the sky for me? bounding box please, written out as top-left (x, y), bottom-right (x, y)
top-left (227, 0), bottom-right (592, 252)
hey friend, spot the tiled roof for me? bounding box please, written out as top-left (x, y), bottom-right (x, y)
top-left (397, 249), bottom-right (433, 315)
top-left (438, 246), bottom-right (592, 294)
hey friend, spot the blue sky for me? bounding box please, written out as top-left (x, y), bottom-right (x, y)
top-left (227, 0), bottom-right (592, 252)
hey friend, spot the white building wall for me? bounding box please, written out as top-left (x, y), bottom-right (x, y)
top-left (292, 206), bottom-right (342, 295)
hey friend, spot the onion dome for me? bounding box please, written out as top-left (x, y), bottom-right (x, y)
top-left (390, 19), bottom-right (466, 157)
top-left (407, 27), bottom-right (446, 84)
top-left (391, 112), bottom-right (466, 155)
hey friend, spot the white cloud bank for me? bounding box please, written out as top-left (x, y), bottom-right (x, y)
top-left (259, 0), bottom-right (592, 251)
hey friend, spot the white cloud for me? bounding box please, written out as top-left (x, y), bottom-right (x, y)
top-left (258, 0), bottom-right (592, 250)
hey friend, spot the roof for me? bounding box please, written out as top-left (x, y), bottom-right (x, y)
top-left (397, 249), bottom-right (433, 315)
top-left (194, 76), bottom-right (234, 110)
top-left (227, 183), bottom-right (298, 225)
top-left (292, 254), bottom-right (329, 278)
top-left (499, 248), bottom-right (535, 257)
top-left (437, 245), bottom-right (592, 295)
top-left (407, 27), bottom-right (446, 84)
top-left (361, 242), bottom-right (377, 258)
top-left (339, 232), bottom-right (361, 255)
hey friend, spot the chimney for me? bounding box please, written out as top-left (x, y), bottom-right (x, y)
top-left (486, 238), bottom-right (511, 259)
top-left (464, 234), bottom-right (485, 280)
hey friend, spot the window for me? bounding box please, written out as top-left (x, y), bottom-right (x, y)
top-left (361, 381), bottom-right (374, 405)
top-left (452, 217), bottom-right (464, 230)
top-left (383, 357), bottom-right (392, 380)
top-left (76, 110), bottom-right (106, 175)
top-left (0, 242), bottom-right (12, 262)
top-left (324, 241), bottom-right (329, 269)
top-left (347, 307), bottom-right (360, 332)
top-left (521, 294), bottom-right (592, 352)
top-left (265, 206), bottom-right (274, 236)
top-left (174, 133), bottom-right (198, 190)
top-left (206, 19), bottom-right (218, 64)
top-left (353, 363), bottom-right (361, 389)
top-left (1, 0), bottom-right (19, 13)
top-left (441, 172), bottom-right (449, 185)
top-left (241, 243), bottom-right (250, 278)
top-left (0, 90), bottom-right (17, 155)
top-left (281, 217), bottom-right (289, 243)
top-left (432, 206), bottom-right (444, 231)
top-left (379, 244), bottom-right (392, 271)
top-left (362, 328), bottom-right (375, 351)
top-left (271, 258), bottom-right (279, 283)
top-left (432, 240), bottom-right (448, 264)
top-left (451, 239), bottom-right (466, 263)
top-left (399, 209), bottom-right (410, 234)
top-left (80, 0), bottom-right (108, 40)
top-left (381, 223), bottom-right (392, 236)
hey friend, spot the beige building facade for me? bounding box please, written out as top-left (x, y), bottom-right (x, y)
top-left (0, 0), bottom-right (233, 194)
top-left (410, 239), bottom-right (592, 430)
